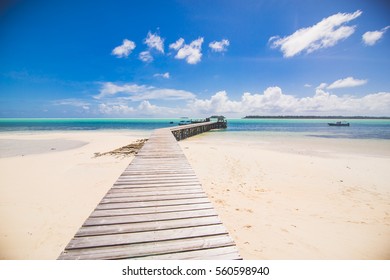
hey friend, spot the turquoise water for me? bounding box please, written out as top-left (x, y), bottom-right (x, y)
top-left (225, 119), bottom-right (390, 140)
top-left (1, 118), bottom-right (390, 140)
top-left (0, 118), bottom-right (180, 131)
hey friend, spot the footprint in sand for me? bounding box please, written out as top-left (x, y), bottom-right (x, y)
top-left (215, 199), bottom-right (226, 205)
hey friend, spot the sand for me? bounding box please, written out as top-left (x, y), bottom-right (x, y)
top-left (179, 132), bottom-right (390, 259)
top-left (0, 130), bottom-right (150, 259)
top-left (1, 129), bottom-right (389, 260)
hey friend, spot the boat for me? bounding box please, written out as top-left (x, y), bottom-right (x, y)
top-left (328, 121), bottom-right (350, 126)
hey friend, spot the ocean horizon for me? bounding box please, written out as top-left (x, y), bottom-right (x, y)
top-left (1, 118), bottom-right (390, 140)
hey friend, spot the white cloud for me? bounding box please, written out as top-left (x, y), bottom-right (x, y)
top-left (169, 38), bottom-right (185, 50)
top-left (137, 100), bottom-right (159, 115)
top-left (93, 81), bottom-right (389, 117)
top-left (53, 99), bottom-right (90, 110)
top-left (170, 37), bottom-right (204, 64)
top-left (270, 10), bottom-right (362, 57)
top-left (190, 87), bottom-right (390, 117)
top-left (94, 82), bottom-right (148, 99)
top-left (98, 100), bottom-right (189, 117)
top-left (111, 39), bottom-right (136, 58)
top-left (209, 39), bottom-right (230, 52)
top-left (362, 26), bottom-right (390, 46)
top-left (98, 103), bottom-right (135, 115)
top-left (304, 84), bottom-right (312, 88)
top-left (95, 82), bottom-right (195, 101)
top-left (327, 77), bottom-right (367, 89)
top-left (136, 88), bottom-right (195, 101)
top-left (316, 83), bottom-right (328, 90)
top-left (191, 91), bottom-right (242, 114)
top-left (144, 31), bottom-right (164, 53)
top-left (139, 51), bottom-right (153, 63)
top-left (153, 72), bottom-right (170, 79)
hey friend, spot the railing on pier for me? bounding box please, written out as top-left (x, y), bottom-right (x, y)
top-left (170, 121), bottom-right (227, 141)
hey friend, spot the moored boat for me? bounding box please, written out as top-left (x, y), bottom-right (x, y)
top-left (328, 121), bottom-right (350, 126)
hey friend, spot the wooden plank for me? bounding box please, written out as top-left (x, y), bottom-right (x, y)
top-left (106, 187), bottom-right (204, 197)
top-left (122, 170), bottom-right (196, 175)
top-left (115, 177), bottom-right (199, 182)
top-left (129, 159), bottom-right (190, 163)
top-left (118, 174), bottom-right (197, 179)
top-left (113, 181), bottom-right (202, 191)
top-left (83, 209), bottom-right (218, 226)
top-left (132, 246), bottom-right (241, 260)
top-left (96, 197), bottom-right (210, 209)
top-left (76, 216), bottom-right (221, 237)
top-left (114, 180), bottom-right (201, 186)
top-left (91, 203), bottom-right (214, 217)
top-left (106, 185), bottom-right (203, 196)
top-left (123, 166), bottom-right (193, 169)
top-left (122, 168), bottom-right (193, 172)
top-left (112, 182), bottom-right (202, 190)
top-left (66, 224), bottom-right (228, 250)
top-left (59, 235), bottom-right (235, 260)
top-left (100, 195), bottom-right (207, 205)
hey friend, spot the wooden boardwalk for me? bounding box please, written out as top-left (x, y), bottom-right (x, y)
top-left (58, 125), bottom-right (241, 260)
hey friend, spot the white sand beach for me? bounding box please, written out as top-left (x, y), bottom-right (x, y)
top-left (0, 130), bottom-right (149, 259)
top-left (179, 132), bottom-right (390, 259)
top-left (1, 130), bottom-right (389, 260)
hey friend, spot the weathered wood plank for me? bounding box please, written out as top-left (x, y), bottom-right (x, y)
top-left (59, 235), bottom-right (235, 260)
top-left (132, 246), bottom-right (241, 260)
top-left (76, 216), bottom-right (221, 237)
top-left (118, 174), bottom-right (197, 179)
top-left (116, 176), bottom-right (198, 181)
top-left (122, 169), bottom-right (195, 173)
top-left (106, 186), bottom-right (202, 196)
top-left (96, 197), bottom-right (210, 209)
top-left (99, 192), bottom-right (206, 205)
top-left (91, 203), bottom-right (213, 217)
top-left (106, 187), bottom-right (204, 197)
top-left (124, 166), bottom-right (192, 170)
top-left (114, 180), bottom-right (201, 188)
top-left (66, 224), bottom-right (228, 250)
top-left (83, 209), bottom-right (218, 226)
top-left (110, 185), bottom-right (203, 193)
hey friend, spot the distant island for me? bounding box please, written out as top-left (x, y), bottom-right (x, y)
top-left (243, 115), bottom-right (390, 119)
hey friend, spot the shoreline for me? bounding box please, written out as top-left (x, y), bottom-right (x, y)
top-left (0, 139), bottom-right (88, 158)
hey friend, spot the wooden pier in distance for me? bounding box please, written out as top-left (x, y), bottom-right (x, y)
top-left (171, 120), bottom-right (227, 141)
top-left (58, 121), bottom-right (241, 260)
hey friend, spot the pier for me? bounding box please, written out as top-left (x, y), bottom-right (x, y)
top-left (171, 120), bottom-right (227, 141)
top-left (58, 121), bottom-right (241, 260)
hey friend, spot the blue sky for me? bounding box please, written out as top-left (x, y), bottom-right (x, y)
top-left (1, 0), bottom-right (389, 117)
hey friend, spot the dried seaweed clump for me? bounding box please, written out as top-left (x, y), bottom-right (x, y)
top-left (94, 138), bottom-right (148, 157)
